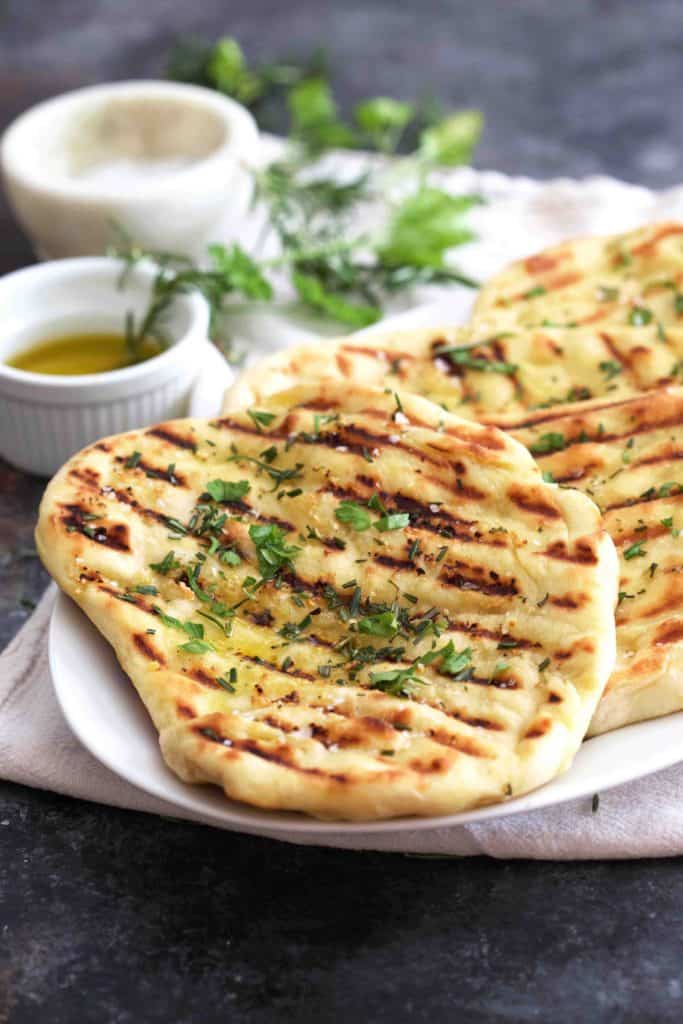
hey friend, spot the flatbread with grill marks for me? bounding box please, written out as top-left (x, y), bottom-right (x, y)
top-left (498, 386), bottom-right (683, 735)
top-left (36, 382), bottom-right (617, 821)
top-left (472, 221), bottom-right (683, 335)
top-left (222, 320), bottom-right (683, 422)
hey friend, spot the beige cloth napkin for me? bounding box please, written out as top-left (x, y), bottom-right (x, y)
top-left (2, 586), bottom-right (683, 858)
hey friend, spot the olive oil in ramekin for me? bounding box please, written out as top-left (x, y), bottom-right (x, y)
top-left (6, 332), bottom-right (163, 376)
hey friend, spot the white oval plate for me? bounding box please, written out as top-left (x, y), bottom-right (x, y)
top-left (50, 590), bottom-right (683, 836)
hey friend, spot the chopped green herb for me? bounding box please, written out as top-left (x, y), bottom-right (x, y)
top-left (629, 305), bottom-right (653, 326)
top-left (335, 501), bottom-right (372, 531)
top-left (530, 432), bottom-right (566, 455)
top-left (624, 540), bottom-right (647, 560)
top-left (205, 478), bottom-right (251, 502)
top-left (248, 409), bottom-right (277, 429)
top-left (133, 584), bottom-right (158, 595)
top-left (358, 610), bottom-right (400, 637)
top-left (599, 359), bottom-right (622, 380)
top-left (249, 523), bottom-right (300, 579)
top-left (178, 639), bottom-right (215, 654)
top-left (375, 512), bottom-right (411, 532)
top-left (125, 450), bottom-right (142, 469)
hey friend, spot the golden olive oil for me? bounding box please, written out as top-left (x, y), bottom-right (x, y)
top-left (6, 332), bottom-right (163, 376)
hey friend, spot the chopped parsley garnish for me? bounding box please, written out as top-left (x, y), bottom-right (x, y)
top-left (227, 452), bottom-right (304, 491)
top-left (125, 450), bottom-right (142, 468)
top-left (538, 657), bottom-right (551, 672)
top-left (524, 285), bottom-right (546, 299)
top-left (249, 523), bottom-right (300, 579)
top-left (529, 432), bottom-right (566, 455)
top-left (629, 305), bottom-right (653, 326)
top-left (358, 610), bottom-right (400, 637)
top-left (247, 409), bottom-right (277, 429)
top-left (217, 672), bottom-right (237, 693)
top-left (133, 584), bottom-right (158, 595)
top-left (435, 343), bottom-right (517, 376)
top-left (369, 665), bottom-right (423, 696)
top-left (335, 501), bottom-right (372, 531)
top-left (599, 359), bottom-right (622, 380)
top-left (542, 470), bottom-right (555, 483)
top-left (205, 478), bottom-right (251, 502)
top-left (178, 639), bottom-right (215, 654)
top-left (597, 285), bottom-right (619, 302)
top-left (661, 516), bottom-right (681, 537)
top-left (375, 512), bottom-right (411, 532)
top-left (623, 540), bottom-right (647, 560)
top-left (149, 550), bottom-right (181, 575)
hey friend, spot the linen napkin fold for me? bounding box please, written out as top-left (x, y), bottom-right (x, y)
top-left (2, 586), bottom-right (683, 859)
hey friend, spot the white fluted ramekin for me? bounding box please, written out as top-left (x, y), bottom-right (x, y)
top-left (0, 257), bottom-right (210, 476)
top-left (1, 80), bottom-right (259, 260)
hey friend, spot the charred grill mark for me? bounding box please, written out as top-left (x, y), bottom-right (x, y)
top-left (60, 504), bottom-right (131, 551)
top-left (115, 455), bottom-right (186, 486)
top-left (550, 593), bottom-right (586, 610)
top-left (499, 391), bottom-right (658, 431)
top-left (133, 632), bottom-right (165, 663)
top-left (409, 756), bottom-right (448, 774)
top-left (605, 488), bottom-right (683, 513)
top-left (196, 727), bottom-right (352, 783)
top-left (510, 270), bottom-right (582, 301)
top-left (634, 447), bottom-right (683, 468)
top-left (113, 489), bottom-right (169, 526)
top-left (507, 484), bottom-right (561, 520)
top-left (654, 620), bottom-right (683, 646)
top-left (524, 252), bottom-right (562, 274)
top-left (341, 344), bottom-right (415, 362)
top-left (444, 620), bottom-right (539, 651)
top-left (600, 332), bottom-right (639, 387)
top-left (553, 463), bottom-right (603, 485)
top-left (146, 426), bottom-right (197, 451)
top-left (225, 498), bottom-right (295, 533)
top-left (325, 479), bottom-right (494, 544)
top-left (237, 652), bottom-right (317, 681)
top-left (542, 539), bottom-right (598, 565)
top-left (186, 667), bottom-right (220, 689)
top-left (68, 466), bottom-right (101, 489)
top-left (176, 703), bottom-right (196, 719)
top-left (94, 441), bottom-right (111, 453)
top-left (374, 553), bottom-right (423, 573)
top-left (439, 566), bottom-right (518, 597)
top-left (630, 223), bottom-right (683, 257)
top-left (524, 718), bottom-right (551, 739)
top-left (425, 729), bottom-right (490, 759)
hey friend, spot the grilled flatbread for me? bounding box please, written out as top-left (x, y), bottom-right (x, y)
top-left (223, 321), bottom-right (683, 422)
top-left (37, 383), bottom-right (617, 821)
top-left (498, 387), bottom-right (683, 735)
top-left (473, 221), bottom-right (683, 334)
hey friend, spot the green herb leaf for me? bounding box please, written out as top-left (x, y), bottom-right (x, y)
top-left (357, 610), bottom-right (400, 637)
top-left (629, 306), bottom-right (653, 326)
top-left (380, 187), bottom-right (478, 269)
top-left (624, 540), bottom-right (647, 560)
top-left (529, 432), bottom-right (566, 455)
top-left (335, 501), bottom-right (372, 531)
top-left (292, 270), bottom-right (380, 328)
top-left (247, 409), bottom-right (277, 430)
top-left (205, 478), bottom-right (251, 502)
top-left (419, 110), bottom-right (483, 166)
top-left (375, 513), bottom-right (411, 532)
top-left (178, 639), bottom-right (215, 654)
top-left (249, 523), bottom-right (300, 579)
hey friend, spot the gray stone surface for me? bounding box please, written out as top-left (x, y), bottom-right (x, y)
top-left (1, 2), bottom-right (683, 1021)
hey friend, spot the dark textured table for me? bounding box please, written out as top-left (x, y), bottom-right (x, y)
top-left (2, 3), bottom-right (683, 1021)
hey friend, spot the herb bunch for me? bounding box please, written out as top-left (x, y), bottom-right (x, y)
top-left (114, 36), bottom-right (483, 360)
